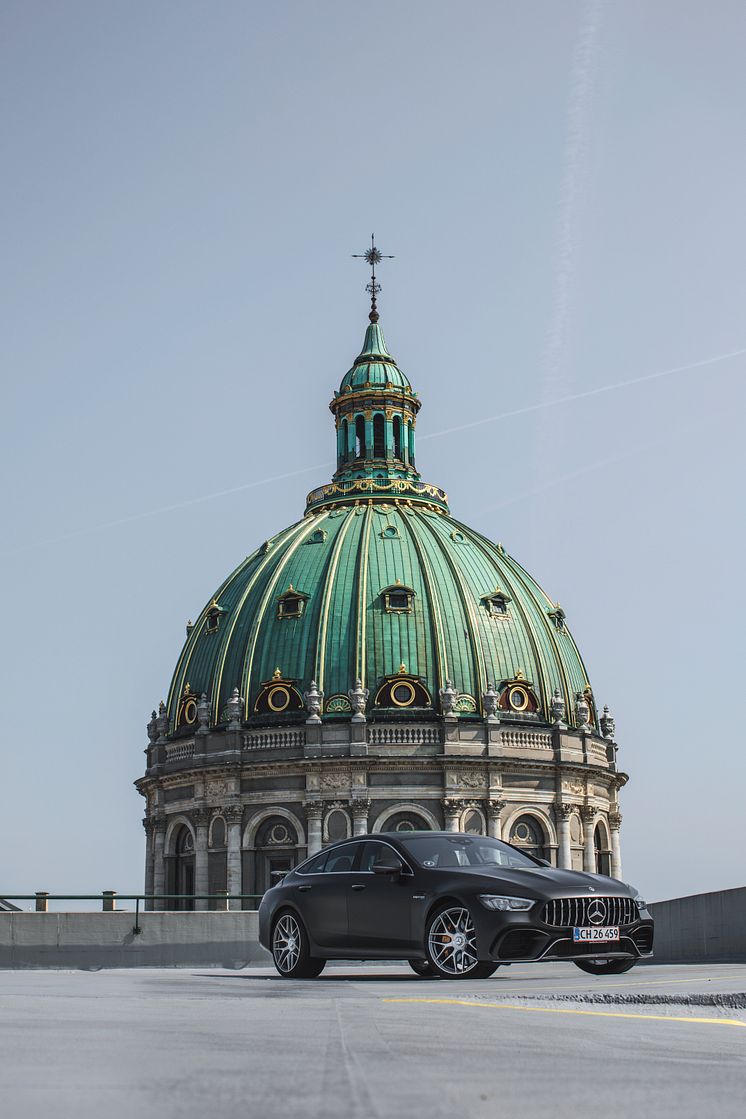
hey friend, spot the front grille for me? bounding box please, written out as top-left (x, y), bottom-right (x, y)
top-left (542, 896), bottom-right (637, 928)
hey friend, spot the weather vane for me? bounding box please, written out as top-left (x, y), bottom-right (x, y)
top-left (352, 234), bottom-right (393, 322)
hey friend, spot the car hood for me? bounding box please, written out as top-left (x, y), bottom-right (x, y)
top-left (450, 866), bottom-right (631, 897)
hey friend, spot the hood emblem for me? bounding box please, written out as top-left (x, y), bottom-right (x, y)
top-left (587, 886), bottom-right (595, 892)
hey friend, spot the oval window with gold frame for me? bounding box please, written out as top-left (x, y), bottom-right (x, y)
top-left (391, 681), bottom-right (416, 707)
top-left (267, 686), bottom-right (291, 712)
top-left (508, 686), bottom-right (529, 712)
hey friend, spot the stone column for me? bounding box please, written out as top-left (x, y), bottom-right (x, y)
top-left (225, 806), bottom-right (243, 911)
top-left (556, 803), bottom-right (574, 870)
top-left (609, 810), bottom-right (623, 880)
top-left (442, 799), bottom-right (461, 832)
top-left (193, 809), bottom-right (210, 909)
top-left (487, 798), bottom-right (506, 840)
top-left (306, 803), bottom-right (323, 855)
top-left (143, 818), bottom-right (156, 901)
top-left (352, 799), bottom-right (371, 836)
top-left (152, 821), bottom-right (166, 911)
top-left (581, 806), bottom-right (596, 873)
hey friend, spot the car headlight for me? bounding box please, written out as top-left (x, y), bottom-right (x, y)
top-left (478, 894), bottom-right (534, 912)
top-left (634, 895), bottom-right (648, 911)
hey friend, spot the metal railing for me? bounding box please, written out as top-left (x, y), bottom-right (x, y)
top-left (0, 894), bottom-right (264, 936)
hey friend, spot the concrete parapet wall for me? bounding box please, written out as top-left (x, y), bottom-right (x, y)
top-left (650, 886), bottom-right (746, 963)
top-left (0, 912), bottom-right (271, 970)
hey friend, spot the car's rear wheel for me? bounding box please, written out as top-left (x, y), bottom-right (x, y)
top-left (425, 905), bottom-right (498, 980)
top-left (408, 958), bottom-right (437, 977)
top-left (271, 911), bottom-right (325, 979)
top-left (573, 957), bottom-right (638, 976)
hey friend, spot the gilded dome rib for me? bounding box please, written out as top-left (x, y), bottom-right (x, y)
top-left (355, 507), bottom-right (374, 684)
top-left (314, 509), bottom-right (356, 692)
top-left (398, 510), bottom-right (449, 688)
top-left (416, 513), bottom-right (485, 701)
top-left (240, 512), bottom-right (332, 715)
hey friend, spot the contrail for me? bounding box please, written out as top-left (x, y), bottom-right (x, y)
top-left (4, 461), bottom-right (332, 554)
top-left (3, 342), bottom-right (742, 556)
top-left (469, 408), bottom-right (726, 520)
top-left (541, 0), bottom-right (604, 398)
top-left (419, 344), bottom-right (746, 442)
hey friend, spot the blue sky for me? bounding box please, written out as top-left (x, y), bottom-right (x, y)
top-left (2, 0), bottom-right (744, 902)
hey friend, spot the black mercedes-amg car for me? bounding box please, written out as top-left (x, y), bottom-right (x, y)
top-left (258, 831), bottom-right (653, 979)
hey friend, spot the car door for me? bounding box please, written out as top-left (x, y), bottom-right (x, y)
top-left (293, 841), bottom-right (361, 950)
top-left (346, 840), bottom-right (415, 952)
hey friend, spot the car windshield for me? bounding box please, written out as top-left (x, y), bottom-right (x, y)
top-left (396, 834), bottom-right (541, 870)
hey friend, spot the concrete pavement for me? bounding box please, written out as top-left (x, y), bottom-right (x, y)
top-left (1, 963), bottom-right (744, 1119)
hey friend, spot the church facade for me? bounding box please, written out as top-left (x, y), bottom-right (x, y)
top-left (136, 274), bottom-right (625, 909)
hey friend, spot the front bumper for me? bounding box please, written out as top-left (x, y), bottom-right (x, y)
top-left (472, 904), bottom-right (654, 963)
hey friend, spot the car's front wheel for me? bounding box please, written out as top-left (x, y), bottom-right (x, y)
top-left (425, 905), bottom-right (498, 980)
top-left (573, 957), bottom-right (638, 976)
top-left (271, 911), bottom-right (325, 979)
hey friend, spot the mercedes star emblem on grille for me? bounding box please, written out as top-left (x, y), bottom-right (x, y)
top-left (587, 899), bottom-right (607, 925)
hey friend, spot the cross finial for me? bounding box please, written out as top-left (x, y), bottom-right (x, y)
top-left (352, 234), bottom-right (394, 322)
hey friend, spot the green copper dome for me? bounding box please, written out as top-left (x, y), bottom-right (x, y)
top-left (166, 316), bottom-right (596, 733)
top-left (337, 322), bottom-right (412, 392)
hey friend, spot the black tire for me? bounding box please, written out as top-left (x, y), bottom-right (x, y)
top-left (271, 910), bottom-right (325, 979)
top-left (408, 958), bottom-right (437, 977)
top-left (424, 904), bottom-right (498, 980)
top-left (573, 957), bottom-right (638, 976)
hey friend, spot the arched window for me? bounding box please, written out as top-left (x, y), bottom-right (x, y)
top-left (355, 415), bottom-right (366, 458)
top-left (373, 413), bottom-right (385, 458)
top-left (255, 816), bottom-right (299, 893)
top-left (462, 809), bottom-right (485, 835)
top-left (382, 811), bottom-right (432, 833)
top-left (325, 808), bottom-right (350, 843)
top-left (340, 418), bottom-right (348, 464)
top-left (594, 824), bottom-right (611, 876)
top-left (393, 415), bottom-right (402, 460)
top-left (210, 816), bottom-right (226, 849)
top-left (509, 815), bottom-right (548, 861)
top-left (407, 421), bottom-right (415, 466)
top-left (171, 826), bottom-right (195, 910)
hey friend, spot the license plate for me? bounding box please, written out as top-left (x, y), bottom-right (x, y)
top-left (573, 926), bottom-right (620, 942)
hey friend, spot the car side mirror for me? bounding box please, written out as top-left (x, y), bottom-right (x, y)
top-left (372, 863), bottom-right (402, 877)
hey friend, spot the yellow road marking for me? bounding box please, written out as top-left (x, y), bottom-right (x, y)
top-left (383, 997), bottom-right (746, 1029)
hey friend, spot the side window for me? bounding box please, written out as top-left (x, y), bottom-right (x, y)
top-left (297, 851), bottom-right (328, 875)
top-left (359, 841), bottom-right (404, 873)
top-left (324, 843), bottom-right (360, 873)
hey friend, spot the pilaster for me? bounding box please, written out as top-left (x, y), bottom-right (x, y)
top-left (580, 805), bottom-right (596, 873)
top-left (193, 808), bottom-right (210, 909)
top-left (224, 804), bottom-right (244, 910)
top-left (556, 803), bottom-right (574, 870)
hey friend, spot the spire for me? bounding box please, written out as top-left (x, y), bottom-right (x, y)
top-left (355, 320), bottom-right (391, 361)
top-left (352, 234), bottom-right (393, 322)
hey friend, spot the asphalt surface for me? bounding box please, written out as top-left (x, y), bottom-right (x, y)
top-left (1, 963), bottom-right (745, 1119)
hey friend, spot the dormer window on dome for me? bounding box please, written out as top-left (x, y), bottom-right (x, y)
top-left (205, 601), bottom-right (226, 633)
top-left (498, 671), bottom-right (539, 714)
top-left (548, 604), bottom-right (566, 631)
top-left (277, 586), bottom-right (308, 620)
top-left (481, 589), bottom-right (512, 617)
top-left (375, 665), bottom-right (431, 709)
top-left (382, 583), bottom-right (414, 613)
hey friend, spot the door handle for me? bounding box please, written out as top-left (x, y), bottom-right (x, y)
top-left (351, 884), bottom-right (366, 892)
top-left (298, 885), bottom-right (312, 892)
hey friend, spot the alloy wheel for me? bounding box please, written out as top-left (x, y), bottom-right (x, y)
top-left (273, 912), bottom-right (302, 973)
top-left (428, 906), bottom-right (479, 975)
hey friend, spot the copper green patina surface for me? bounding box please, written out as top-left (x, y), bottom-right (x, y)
top-left (166, 317), bottom-right (594, 730)
top-left (337, 322), bottom-right (412, 392)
